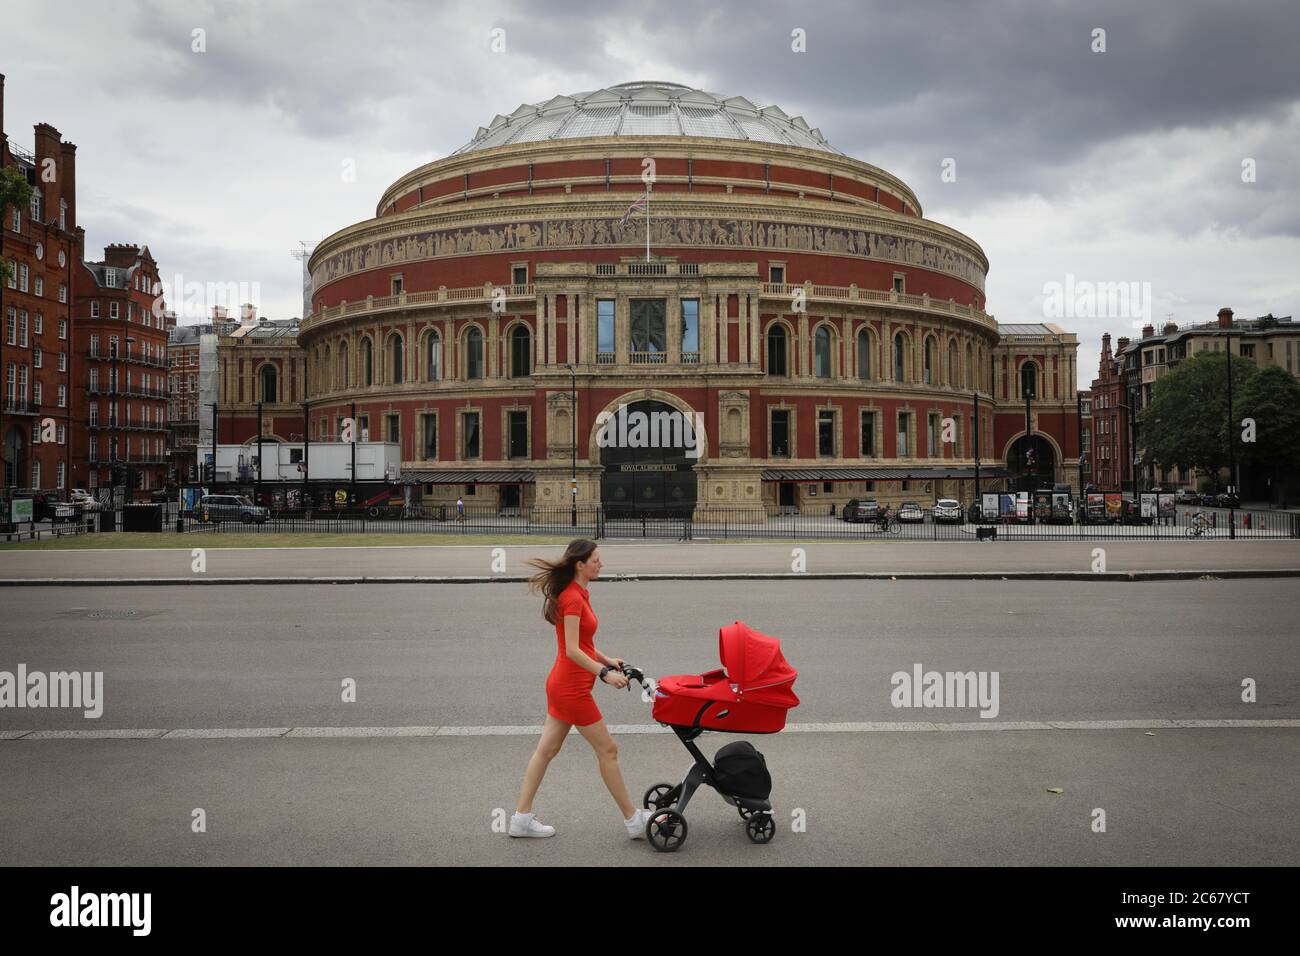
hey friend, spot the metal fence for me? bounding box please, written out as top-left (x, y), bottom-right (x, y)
top-left (141, 502), bottom-right (1300, 541)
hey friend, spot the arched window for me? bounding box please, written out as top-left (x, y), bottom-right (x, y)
top-left (766, 324), bottom-right (788, 376)
top-left (814, 326), bottom-right (832, 378)
top-left (466, 327), bottom-right (483, 379)
top-left (425, 330), bottom-right (441, 382)
top-left (322, 345), bottom-right (331, 392)
top-left (338, 341), bottom-right (349, 388)
top-left (1021, 362), bottom-right (1038, 399)
top-left (923, 337), bottom-right (935, 384)
top-left (857, 328), bottom-right (871, 380)
top-left (510, 325), bottom-right (531, 378)
top-left (965, 342), bottom-right (974, 390)
top-left (390, 333), bottom-right (404, 384)
top-left (948, 339), bottom-right (958, 386)
top-left (361, 338), bottom-right (373, 387)
top-left (260, 364), bottom-right (277, 404)
top-left (893, 332), bottom-right (908, 382)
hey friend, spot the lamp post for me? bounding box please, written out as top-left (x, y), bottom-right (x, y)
top-left (564, 363), bottom-right (576, 527)
top-left (1021, 369), bottom-right (1035, 495)
top-left (256, 400), bottom-right (263, 507)
top-left (1225, 328), bottom-right (1236, 539)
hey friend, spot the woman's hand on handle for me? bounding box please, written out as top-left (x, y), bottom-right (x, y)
top-left (601, 669), bottom-right (629, 689)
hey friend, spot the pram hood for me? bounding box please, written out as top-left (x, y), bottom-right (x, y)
top-left (719, 621), bottom-right (799, 708)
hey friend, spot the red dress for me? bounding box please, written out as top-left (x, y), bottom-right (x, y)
top-left (545, 579), bottom-right (603, 726)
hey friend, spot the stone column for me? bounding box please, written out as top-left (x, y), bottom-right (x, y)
top-left (566, 294), bottom-right (576, 366)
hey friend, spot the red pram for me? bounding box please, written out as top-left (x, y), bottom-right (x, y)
top-left (621, 621), bottom-right (798, 852)
top-left (651, 621), bottom-right (800, 733)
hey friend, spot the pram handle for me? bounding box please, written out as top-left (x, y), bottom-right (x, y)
top-left (617, 663), bottom-right (651, 691)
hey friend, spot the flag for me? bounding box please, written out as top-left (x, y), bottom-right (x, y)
top-left (619, 192), bottom-right (648, 228)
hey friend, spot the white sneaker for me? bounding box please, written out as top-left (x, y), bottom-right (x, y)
top-left (509, 811), bottom-right (555, 838)
top-left (624, 808), bottom-right (652, 840)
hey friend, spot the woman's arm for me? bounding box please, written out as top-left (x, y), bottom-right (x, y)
top-left (563, 616), bottom-right (627, 686)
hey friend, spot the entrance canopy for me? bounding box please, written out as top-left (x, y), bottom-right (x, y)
top-left (402, 470), bottom-right (535, 484)
top-left (761, 466), bottom-right (1011, 481)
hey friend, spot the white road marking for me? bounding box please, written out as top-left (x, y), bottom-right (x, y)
top-left (3, 719), bottom-right (1297, 740)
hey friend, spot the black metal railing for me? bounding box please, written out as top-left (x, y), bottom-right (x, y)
top-left (133, 501), bottom-right (1300, 540)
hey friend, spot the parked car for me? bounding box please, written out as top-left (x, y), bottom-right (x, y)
top-left (841, 498), bottom-right (880, 523)
top-left (933, 499), bottom-right (963, 524)
top-left (69, 489), bottom-right (105, 512)
top-left (193, 494), bottom-right (270, 524)
top-left (1213, 492), bottom-right (1240, 509)
top-left (1174, 488), bottom-right (1201, 505)
top-left (898, 501), bottom-right (925, 523)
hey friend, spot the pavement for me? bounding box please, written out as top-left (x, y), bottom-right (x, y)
top-left (2, 538), bottom-right (1300, 583)
top-left (1, 578), bottom-right (1297, 865)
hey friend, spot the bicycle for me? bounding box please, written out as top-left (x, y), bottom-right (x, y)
top-left (1186, 512), bottom-right (1211, 538)
top-left (875, 507), bottom-right (901, 535)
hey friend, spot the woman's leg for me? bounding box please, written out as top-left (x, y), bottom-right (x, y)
top-left (575, 720), bottom-right (636, 819)
top-left (516, 715), bottom-right (571, 813)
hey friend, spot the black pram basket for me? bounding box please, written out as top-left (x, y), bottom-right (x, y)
top-left (712, 740), bottom-right (772, 801)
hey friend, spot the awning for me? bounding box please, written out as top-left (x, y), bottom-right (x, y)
top-left (761, 466), bottom-right (1011, 481)
top-left (402, 470), bottom-right (535, 485)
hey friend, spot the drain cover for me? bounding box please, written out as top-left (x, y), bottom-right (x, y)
top-left (86, 609), bottom-right (139, 620)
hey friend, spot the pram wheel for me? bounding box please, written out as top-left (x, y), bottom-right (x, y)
top-left (745, 812), bottom-right (776, 844)
top-left (643, 783), bottom-right (676, 810)
top-left (646, 808), bottom-right (688, 852)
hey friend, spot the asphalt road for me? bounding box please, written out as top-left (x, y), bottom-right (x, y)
top-left (3, 538), bottom-right (1300, 580)
top-left (1, 578), bottom-right (1297, 865)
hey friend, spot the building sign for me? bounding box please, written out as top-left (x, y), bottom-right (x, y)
top-left (10, 499), bottom-right (33, 524)
top-left (982, 493), bottom-right (1000, 520)
top-left (1140, 493), bottom-right (1157, 518)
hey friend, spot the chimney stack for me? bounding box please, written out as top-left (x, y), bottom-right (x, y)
top-left (1217, 307), bottom-right (1234, 329)
top-left (104, 243), bottom-right (140, 268)
top-left (33, 123), bottom-right (63, 228)
top-left (1117, 337), bottom-right (1130, 352)
top-left (1142, 323), bottom-right (1155, 338)
top-left (59, 140), bottom-right (77, 230)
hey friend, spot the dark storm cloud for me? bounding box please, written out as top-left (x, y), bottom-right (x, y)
top-left (3, 0), bottom-right (1295, 358)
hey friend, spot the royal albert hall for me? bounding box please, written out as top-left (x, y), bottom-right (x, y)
top-left (300, 81), bottom-right (1081, 516)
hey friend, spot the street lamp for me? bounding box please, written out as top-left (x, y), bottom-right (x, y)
top-left (1225, 328), bottom-right (1237, 539)
top-left (563, 363), bottom-right (576, 527)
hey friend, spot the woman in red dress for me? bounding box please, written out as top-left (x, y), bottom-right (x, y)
top-left (512, 538), bottom-right (651, 839)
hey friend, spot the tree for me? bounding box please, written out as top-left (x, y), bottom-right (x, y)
top-left (1238, 365), bottom-right (1300, 498)
top-left (0, 165), bottom-right (36, 283)
top-left (1138, 351), bottom-right (1258, 482)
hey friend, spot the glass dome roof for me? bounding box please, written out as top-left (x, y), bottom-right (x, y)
top-left (451, 81), bottom-right (841, 156)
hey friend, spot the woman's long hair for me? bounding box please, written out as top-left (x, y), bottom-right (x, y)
top-left (526, 538), bottom-right (597, 625)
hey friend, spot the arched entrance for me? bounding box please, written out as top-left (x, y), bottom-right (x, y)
top-left (599, 399), bottom-right (698, 518)
top-left (1006, 433), bottom-right (1057, 492)
top-left (4, 426), bottom-right (26, 489)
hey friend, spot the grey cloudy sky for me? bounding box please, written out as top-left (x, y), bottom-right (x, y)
top-left (3, 0), bottom-right (1297, 387)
